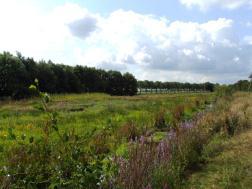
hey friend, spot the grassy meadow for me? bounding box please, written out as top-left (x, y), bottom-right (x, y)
top-left (0, 92), bottom-right (213, 146)
top-left (0, 92), bottom-right (251, 189)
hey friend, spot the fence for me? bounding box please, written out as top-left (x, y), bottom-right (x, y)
top-left (137, 88), bottom-right (209, 94)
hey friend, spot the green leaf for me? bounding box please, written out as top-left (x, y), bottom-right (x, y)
top-left (29, 84), bottom-right (37, 92)
top-left (40, 93), bottom-right (50, 103)
top-left (34, 78), bottom-right (39, 85)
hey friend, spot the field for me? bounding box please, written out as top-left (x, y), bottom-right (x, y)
top-left (0, 92), bottom-right (251, 188)
top-left (0, 92), bottom-right (213, 145)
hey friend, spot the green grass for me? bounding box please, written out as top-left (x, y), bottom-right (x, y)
top-left (0, 92), bottom-right (213, 161)
top-left (185, 127), bottom-right (252, 189)
top-left (1, 92), bottom-right (252, 188)
top-left (184, 92), bottom-right (252, 189)
top-left (0, 93), bottom-right (212, 133)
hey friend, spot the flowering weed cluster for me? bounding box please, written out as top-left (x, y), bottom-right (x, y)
top-left (115, 93), bottom-right (251, 189)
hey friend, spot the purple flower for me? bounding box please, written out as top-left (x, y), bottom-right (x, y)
top-left (180, 121), bottom-right (194, 129)
top-left (140, 136), bottom-right (145, 144)
top-left (167, 130), bottom-right (176, 139)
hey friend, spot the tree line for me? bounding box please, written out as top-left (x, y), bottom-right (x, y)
top-left (232, 79), bottom-right (252, 91)
top-left (0, 51), bottom-right (219, 100)
top-left (0, 52), bottom-right (137, 99)
top-left (137, 80), bottom-right (215, 92)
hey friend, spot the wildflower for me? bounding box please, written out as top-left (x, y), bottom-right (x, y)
top-left (180, 121), bottom-right (194, 129)
top-left (140, 136), bottom-right (145, 144)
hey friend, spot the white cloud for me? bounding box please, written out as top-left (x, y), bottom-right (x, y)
top-left (77, 12), bottom-right (251, 82)
top-left (0, 2), bottom-right (75, 62)
top-left (0, 2), bottom-right (251, 83)
top-left (180, 0), bottom-right (252, 11)
top-left (182, 49), bottom-right (193, 56)
top-left (244, 36), bottom-right (252, 45)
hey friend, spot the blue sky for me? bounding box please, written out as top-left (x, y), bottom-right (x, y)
top-left (0, 0), bottom-right (252, 83)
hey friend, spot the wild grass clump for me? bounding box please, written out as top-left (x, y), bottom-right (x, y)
top-left (171, 105), bottom-right (184, 130)
top-left (90, 129), bottom-right (111, 154)
top-left (195, 99), bottom-right (201, 108)
top-left (215, 85), bottom-right (234, 98)
top-left (116, 123), bottom-right (207, 189)
top-left (117, 121), bottom-right (141, 141)
top-left (154, 109), bottom-right (167, 130)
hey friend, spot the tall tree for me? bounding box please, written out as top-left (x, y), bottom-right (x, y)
top-left (107, 71), bottom-right (124, 95)
top-left (123, 72), bottom-right (138, 96)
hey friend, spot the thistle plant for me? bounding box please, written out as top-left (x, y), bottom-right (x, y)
top-left (29, 79), bottom-right (56, 126)
top-left (29, 79), bottom-right (81, 151)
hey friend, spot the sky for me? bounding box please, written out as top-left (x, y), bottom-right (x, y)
top-left (0, 0), bottom-right (252, 83)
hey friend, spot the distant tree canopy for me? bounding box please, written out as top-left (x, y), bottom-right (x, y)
top-left (232, 79), bottom-right (252, 91)
top-left (137, 80), bottom-right (215, 92)
top-left (0, 52), bottom-right (138, 99)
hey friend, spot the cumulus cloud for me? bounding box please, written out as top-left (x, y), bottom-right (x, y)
top-left (0, 1), bottom-right (251, 83)
top-left (180, 0), bottom-right (252, 11)
top-left (75, 11), bottom-right (251, 83)
top-left (0, 2), bottom-right (85, 63)
top-left (68, 16), bottom-right (98, 39)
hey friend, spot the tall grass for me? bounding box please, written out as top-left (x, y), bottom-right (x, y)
top-left (115, 93), bottom-right (251, 189)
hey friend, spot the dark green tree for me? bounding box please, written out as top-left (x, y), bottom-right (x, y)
top-left (107, 71), bottom-right (124, 95)
top-left (123, 72), bottom-right (138, 96)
